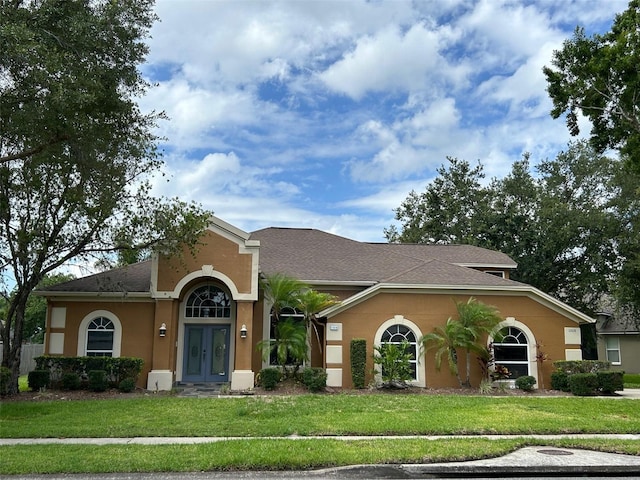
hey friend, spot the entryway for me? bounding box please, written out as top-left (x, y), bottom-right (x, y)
top-left (182, 325), bottom-right (230, 383)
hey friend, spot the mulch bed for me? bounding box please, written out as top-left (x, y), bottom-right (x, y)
top-left (2, 380), bottom-right (571, 401)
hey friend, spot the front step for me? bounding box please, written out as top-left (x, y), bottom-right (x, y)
top-left (175, 382), bottom-right (230, 397)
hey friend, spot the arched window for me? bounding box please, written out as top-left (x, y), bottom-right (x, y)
top-left (493, 326), bottom-right (529, 379)
top-left (86, 317), bottom-right (115, 357)
top-left (185, 285), bottom-right (231, 318)
top-left (381, 324), bottom-right (418, 381)
top-left (77, 311), bottom-right (122, 357)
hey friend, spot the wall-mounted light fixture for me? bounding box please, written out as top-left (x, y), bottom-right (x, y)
top-left (159, 323), bottom-right (167, 337)
top-left (240, 324), bottom-right (247, 339)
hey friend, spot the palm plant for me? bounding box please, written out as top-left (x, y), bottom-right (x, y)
top-left (455, 297), bottom-right (503, 387)
top-left (258, 273), bottom-right (338, 373)
top-left (260, 273), bottom-right (307, 322)
top-left (420, 318), bottom-right (467, 387)
top-left (257, 317), bottom-right (307, 372)
top-left (295, 289), bottom-right (338, 362)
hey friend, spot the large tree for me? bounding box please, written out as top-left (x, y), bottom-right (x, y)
top-left (543, 0), bottom-right (640, 171)
top-left (0, 0), bottom-right (210, 394)
top-left (384, 157), bottom-right (490, 244)
top-left (388, 142), bottom-right (629, 316)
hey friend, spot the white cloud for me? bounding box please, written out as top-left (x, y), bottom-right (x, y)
top-left (318, 22), bottom-right (464, 99)
top-left (136, 0), bottom-right (626, 245)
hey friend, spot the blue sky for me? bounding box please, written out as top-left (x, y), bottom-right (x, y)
top-left (139, 0), bottom-right (628, 242)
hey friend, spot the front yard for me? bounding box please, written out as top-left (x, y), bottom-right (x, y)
top-left (1, 392), bottom-right (639, 474)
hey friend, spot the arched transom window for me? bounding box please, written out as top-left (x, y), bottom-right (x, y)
top-left (493, 326), bottom-right (529, 379)
top-left (381, 324), bottom-right (418, 380)
top-left (185, 285), bottom-right (231, 318)
top-left (86, 317), bottom-right (114, 357)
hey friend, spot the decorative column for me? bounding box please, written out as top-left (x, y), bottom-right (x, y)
top-left (147, 299), bottom-right (175, 391)
top-left (231, 300), bottom-right (254, 390)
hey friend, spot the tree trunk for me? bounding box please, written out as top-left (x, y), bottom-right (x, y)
top-left (1, 285), bottom-right (31, 395)
top-left (463, 348), bottom-right (472, 387)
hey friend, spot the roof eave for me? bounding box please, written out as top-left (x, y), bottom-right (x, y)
top-left (455, 263), bottom-right (517, 269)
top-left (35, 291), bottom-right (152, 300)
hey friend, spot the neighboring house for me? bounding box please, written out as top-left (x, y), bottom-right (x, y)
top-left (596, 312), bottom-right (640, 373)
top-left (38, 216), bottom-right (595, 391)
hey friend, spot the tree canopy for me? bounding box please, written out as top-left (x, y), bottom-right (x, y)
top-left (388, 141), bottom-right (638, 318)
top-left (0, 0), bottom-right (211, 394)
top-left (543, 0), bottom-right (640, 171)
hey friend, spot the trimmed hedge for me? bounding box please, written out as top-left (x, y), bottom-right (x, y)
top-left (515, 375), bottom-right (536, 392)
top-left (28, 370), bottom-right (50, 391)
top-left (118, 378), bottom-right (136, 393)
top-left (61, 372), bottom-right (82, 391)
top-left (550, 370), bottom-right (570, 392)
top-left (350, 338), bottom-right (367, 389)
top-left (568, 372), bottom-right (598, 396)
top-left (259, 367), bottom-right (281, 390)
top-left (301, 367), bottom-right (327, 392)
top-left (597, 370), bottom-right (624, 394)
top-left (88, 370), bottom-right (108, 392)
top-left (553, 360), bottom-right (611, 374)
top-left (35, 356), bottom-right (143, 388)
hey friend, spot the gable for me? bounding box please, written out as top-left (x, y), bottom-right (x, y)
top-left (153, 216), bottom-right (259, 301)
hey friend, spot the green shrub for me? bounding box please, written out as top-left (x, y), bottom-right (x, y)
top-left (597, 370), bottom-right (624, 394)
top-left (515, 375), bottom-right (536, 392)
top-left (259, 367), bottom-right (281, 390)
top-left (35, 356), bottom-right (144, 387)
top-left (569, 372), bottom-right (598, 396)
top-left (553, 360), bottom-right (610, 374)
top-left (0, 366), bottom-right (11, 396)
top-left (301, 367), bottom-right (327, 392)
top-left (118, 377), bottom-right (136, 393)
top-left (373, 341), bottom-right (413, 388)
top-left (61, 372), bottom-right (82, 391)
top-left (28, 370), bottom-right (50, 391)
top-left (350, 338), bottom-right (367, 389)
top-left (88, 370), bottom-right (108, 392)
top-left (550, 370), bottom-right (570, 391)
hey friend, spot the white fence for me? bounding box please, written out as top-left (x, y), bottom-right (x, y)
top-left (0, 343), bottom-right (44, 374)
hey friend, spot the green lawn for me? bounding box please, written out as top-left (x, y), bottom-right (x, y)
top-left (624, 373), bottom-right (640, 388)
top-left (1, 438), bottom-right (639, 475)
top-left (2, 394), bottom-right (639, 438)
top-left (1, 394), bottom-right (639, 474)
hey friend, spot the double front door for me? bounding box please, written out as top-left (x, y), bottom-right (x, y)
top-left (183, 325), bottom-right (230, 383)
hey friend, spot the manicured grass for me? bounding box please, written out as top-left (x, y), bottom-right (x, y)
top-left (1, 438), bottom-right (639, 475)
top-left (2, 394), bottom-right (639, 438)
top-left (624, 373), bottom-right (640, 389)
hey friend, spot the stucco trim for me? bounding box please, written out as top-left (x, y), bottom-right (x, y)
top-left (319, 283), bottom-right (594, 325)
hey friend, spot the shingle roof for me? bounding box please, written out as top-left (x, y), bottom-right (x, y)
top-left (250, 227), bottom-right (522, 287)
top-left (41, 260), bottom-right (152, 294)
top-left (41, 227), bottom-right (522, 294)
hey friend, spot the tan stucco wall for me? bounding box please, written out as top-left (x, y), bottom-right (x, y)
top-left (329, 292), bottom-right (582, 389)
top-left (46, 300), bottom-right (156, 387)
top-left (156, 230), bottom-right (254, 295)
